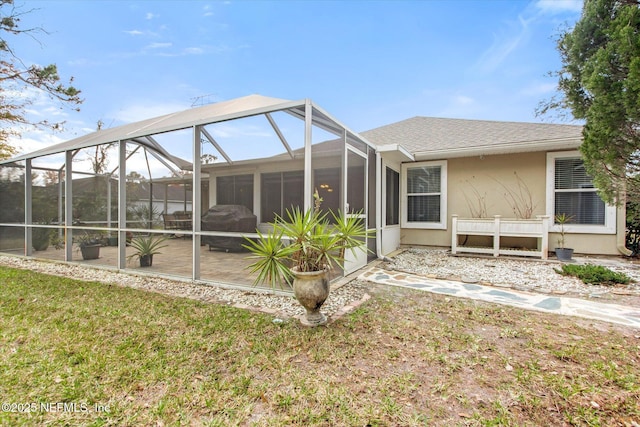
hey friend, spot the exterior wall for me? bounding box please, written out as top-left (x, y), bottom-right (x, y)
top-left (205, 155), bottom-right (351, 223)
top-left (399, 152), bottom-right (621, 256)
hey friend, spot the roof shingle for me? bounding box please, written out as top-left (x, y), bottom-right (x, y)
top-left (361, 116), bottom-right (583, 157)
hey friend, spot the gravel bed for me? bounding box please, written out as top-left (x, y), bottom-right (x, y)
top-left (4, 248), bottom-right (640, 320)
top-left (0, 255), bottom-right (370, 321)
top-left (384, 248), bottom-right (640, 298)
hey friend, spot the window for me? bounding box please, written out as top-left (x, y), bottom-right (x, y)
top-left (547, 152), bottom-right (615, 234)
top-left (216, 174), bottom-right (253, 211)
top-left (261, 171), bottom-right (304, 223)
top-left (385, 167), bottom-right (399, 226)
top-left (401, 160), bottom-right (447, 229)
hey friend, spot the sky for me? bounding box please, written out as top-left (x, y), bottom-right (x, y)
top-left (5, 0), bottom-right (584, 165)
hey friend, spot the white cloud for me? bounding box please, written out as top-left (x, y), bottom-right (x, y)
top-left (109, 101), bottom-right (190, 124)
top-left (145, 12), bottom-right (159, 20)
top-left (520, 82), bottom-right (557, 96)
top-left (475, 14), bottom-right (534, 73)
top-left (8, 128), bottom-right (67, 158)
top-left (152, 46), bottom-right (211, 57)
top-left (434, 92), bottom-right (482, 118)
top-left (147, 42), bottom-right (172, 49)
top-left (124, 29), bottom-right (144, 36)
top-left (535, 0), bottom-right (583, 15)
top-left (183, 47), bottom-right (204, 55)
top-left (452, 95), bottom-right (475, 106)
top-left (67, 58), bottom-right (101, 67)
top-left (474, 1), bottom-right (581, 74)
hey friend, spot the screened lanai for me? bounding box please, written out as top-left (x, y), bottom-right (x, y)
top-left (0, 94), bottom-right (378, 290)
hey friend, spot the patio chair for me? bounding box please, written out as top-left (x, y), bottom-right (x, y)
top-left (162, 213), bottom-right (178, 230)
top-left (174, 211), bottom-right (192, 230)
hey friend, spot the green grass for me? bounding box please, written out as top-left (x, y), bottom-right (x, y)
top-left (556, 263), bottom-right (632, 285)
top-left (1, 266), bottom-right (639, 426)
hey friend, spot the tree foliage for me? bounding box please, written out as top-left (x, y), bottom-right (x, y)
top-left (543, 0), bottom-right (640, 205)
top-left (0, 0), bottom-right (82, 159)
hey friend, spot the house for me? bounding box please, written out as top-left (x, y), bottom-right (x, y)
top-left (0, 94), bottom-right (627, 289)
top-left (360, 117), bottom-right (625, 257)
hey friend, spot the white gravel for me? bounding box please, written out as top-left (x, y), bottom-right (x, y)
top-left (384, 248), bottom-right (640, 297)
top-left (3, 248), bottom-right (639, 319)
top-left (0, 255), bottom-right (369, 320)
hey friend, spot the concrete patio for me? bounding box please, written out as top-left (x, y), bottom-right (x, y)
top-left (15, 238), bottom-right (262, 288)
top-left (13, 236), bottom-right (343, 291)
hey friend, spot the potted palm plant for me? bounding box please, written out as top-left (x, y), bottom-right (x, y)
top-left (554, 213), bottom-right (575, 261)
top-left (127, 234), bottom-right (168, 267)
top-left (32, 226), bottom-right (53, 251)
top-left (243, 191), bottom-right (369, 326)
top-left (75, 231), bottom-right (104, 260)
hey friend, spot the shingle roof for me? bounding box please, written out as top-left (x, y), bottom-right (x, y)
top-left (361, 116), bottom-right (584, 159)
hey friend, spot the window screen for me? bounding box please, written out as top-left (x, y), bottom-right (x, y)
top-left (216, 174), bottom-right (253, 211)
top-left (261, 171), bottom-right (303, 223)
top-left (385, 167), bottom-right (399, 225)
top-left (406, 166), bottom-right (441, 223)
top-left (554, 158), bottom-right (605, 225)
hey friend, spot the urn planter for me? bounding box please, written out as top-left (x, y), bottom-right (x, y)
top-left (243, 190), bottom-right (369, 328)
top-left (292, 267), bottom-right (330, 327)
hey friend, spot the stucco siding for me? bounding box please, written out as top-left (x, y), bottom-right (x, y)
top-left (398, 152), bottom-right (622, 256)
top-left (448, 152), bottom-right (547, 219)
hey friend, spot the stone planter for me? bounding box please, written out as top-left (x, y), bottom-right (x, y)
top-left (555, 247), bottom-right (574, 262)
top-left (292, 267), bottom-right (330, 327)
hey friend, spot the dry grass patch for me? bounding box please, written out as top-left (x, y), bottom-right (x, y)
top-left (1, 267), bottom-right (639, 426)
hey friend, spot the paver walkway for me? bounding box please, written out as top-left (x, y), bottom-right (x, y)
top-left (360, 267), bottom-right (640, 329)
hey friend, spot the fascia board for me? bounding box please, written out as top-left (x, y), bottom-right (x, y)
top-left (412, 138), bottom-right (582, 161)
top-left (377, 144), bottom-right (415, 162)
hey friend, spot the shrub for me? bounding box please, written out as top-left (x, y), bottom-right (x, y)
top-left (555, 263), bottom-right (631, 286)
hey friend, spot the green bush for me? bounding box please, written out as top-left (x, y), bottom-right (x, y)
top-left (556, 263), bottom-right (631, 286)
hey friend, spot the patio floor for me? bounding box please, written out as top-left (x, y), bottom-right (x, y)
top-left (11, 237), bottom-right (342, 291)
top-left (15, 238), bottom-right (267, 289)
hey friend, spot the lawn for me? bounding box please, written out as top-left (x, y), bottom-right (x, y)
top-left (1, 266), bottom-right (639, 426)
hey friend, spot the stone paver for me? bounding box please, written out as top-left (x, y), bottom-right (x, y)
top-left (360, 267), bottom-right (640, 329)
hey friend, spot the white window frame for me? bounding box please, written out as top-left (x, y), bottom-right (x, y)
top-left (401, 160), bottom-right (447, 229)
top-left (546, 151), bottom-right (616, 235)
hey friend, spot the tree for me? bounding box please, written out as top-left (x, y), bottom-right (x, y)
top-left (541, 0), bottom-right (640, 206)
top-left (0, 0), bottom-right (82, 159)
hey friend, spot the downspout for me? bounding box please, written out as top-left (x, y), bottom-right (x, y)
top-left (375, 150), bottom-right (383, 259)
top-left (617, 199), bottom-right (632, 256)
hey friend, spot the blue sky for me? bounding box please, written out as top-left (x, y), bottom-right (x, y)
top-left (7, 0), bottom-right (583, 158)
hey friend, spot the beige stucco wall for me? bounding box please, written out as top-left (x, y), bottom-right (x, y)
top-left (399, 152), bottom-right (621, 256)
